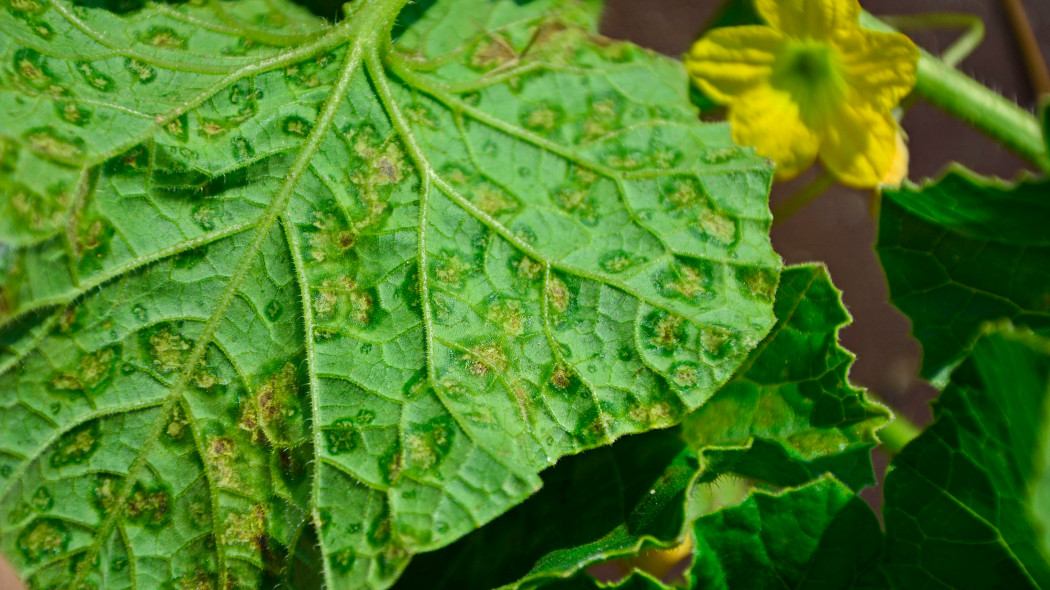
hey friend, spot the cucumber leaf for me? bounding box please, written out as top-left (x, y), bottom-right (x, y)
top-left (883, 325), bottom-right (1050, 589)
top-left (393, 428), bottom-right (697, 590)
top-left (691, 477), bottom-right (887, 590)
top-left (0, 0), bottom-right (780, 588)
top-left (877, 168), bottom-right (1050, 383)
top-left (457, 264), bottom-right (888, 590)
top-left (682, 264), bottom-right (889, 491)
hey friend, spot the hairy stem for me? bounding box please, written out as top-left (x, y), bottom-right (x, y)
top-left (342, 0), bottom-right (412, 45)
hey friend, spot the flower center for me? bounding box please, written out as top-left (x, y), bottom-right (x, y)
top-left (786, 44), bottom-right (836, 82)
top-left (772, 41), bottom-right (847, 124)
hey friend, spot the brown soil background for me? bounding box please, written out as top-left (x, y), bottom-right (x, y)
top-left (2, 0), bottom-right (1048, 586)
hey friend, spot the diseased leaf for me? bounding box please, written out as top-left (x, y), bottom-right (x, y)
top-left (0, 0), bottom-right (780, 587)
top-left (453, 265), bottom-right (886, 590)
top-left (393, 428), bottom-right (696, 590)
top-left (682, 264), bottom-right (889, 491)
top-left (883, 325), bottom-right (1050, 589)
top-left (877, 167), bottom-right (1050, 383)
top-left (690, 477), bottom-right (887, 590)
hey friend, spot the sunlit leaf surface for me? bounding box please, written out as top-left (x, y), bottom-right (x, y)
top-left (451, 265), bottom-right (886, 590)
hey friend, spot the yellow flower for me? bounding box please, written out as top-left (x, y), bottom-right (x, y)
top-left (685, 0), bottom-right (918, 188)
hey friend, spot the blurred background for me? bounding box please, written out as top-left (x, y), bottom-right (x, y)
top-left (2, 0), bottom-right (1048, 587)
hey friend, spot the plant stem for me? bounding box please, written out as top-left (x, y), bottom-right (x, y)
top-left (879, 12), bottom-right (985, 68)
top-left (861, 391), bottom-right (923, 452)
top-left (861, 12), bottom-right (1050, 173)
top-left (342, 0), bottom-right (412, 45)
top-left (1002, 0), bottom-right (1050, 97)
top-left (770, 171), bottom-right (835, 227)
top-left (915, 49), bottom-right (1049, 172)
top-left (877, 413), bottom-right (923, 453)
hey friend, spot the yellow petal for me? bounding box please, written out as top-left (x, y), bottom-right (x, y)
top-left (818, 104), bottom-right (898, 188)
top-left (834, 29), bottom-right (919, 112)
top-left (880, 130), bottom-right (909, 187)
top-left (686, 26), bottom-right (784, 104)
top-left (730, 84), bottom-right (821, 181)
top-left (754, 0), bottom-right (861, 39)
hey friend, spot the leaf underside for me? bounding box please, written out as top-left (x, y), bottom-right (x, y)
top-left (0, 0), bottom-right (780, 588)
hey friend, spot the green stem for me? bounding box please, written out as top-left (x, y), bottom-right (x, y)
top-left (880, 12), bottom-right (985, 68)
top-left (342, 0), bottom-right (412, 44)
top-left (863, 390), bottom-right (923, 452)
top-left (770, 171), bottom-right (835, 227)
top-left (876, 413), bottom-right (922, 453)
top-left (861, 12), bottom-right (1050, 173)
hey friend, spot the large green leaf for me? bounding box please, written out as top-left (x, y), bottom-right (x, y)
top-left (877, 168), bottom-right (1050, 383)
top-left (0, 0), bottom-right (780, 587)
top-left (690, 477), bottom-right (887, 589)
top-left (883, 325), bottom-right (1050, 589)
top-left (682, 264), bottom-right (888, 491)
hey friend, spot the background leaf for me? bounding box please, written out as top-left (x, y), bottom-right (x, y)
top-left (882, 325), bottom-right (1050, 589)
top-left (682, 264), bottom-right (888, 491)
top-left (0, 0), bottom-right (780, 587)
top-left (690, 477), bottom-right (887, 590)
top-left (876, 167), bottom-right (1050, 383)
top-left (393, 427), bottom-right (697, 590)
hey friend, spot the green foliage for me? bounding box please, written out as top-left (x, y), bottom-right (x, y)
top-left (477, 264), bottom-right (885, 590)
top-left (534, 323), bottom-right (1050, 590)
top-left (877, 168), bottom-right (1050, 383)
top-left (683, 264), bottom-right (888, 491)
top-left (691, 478), bottom-right (887, 590)
top-left (394, 427), bottom-right (697, 590)
top-left (0, 0), bottom-right (780, 588)
top-left (882, 325), bottom-right (1050, 589)
top-left (4, 0), bottom-right (1050, 588)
